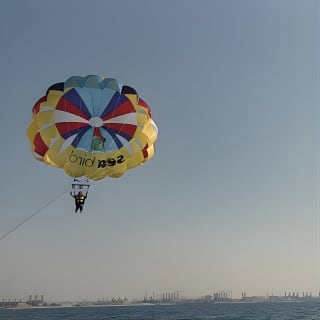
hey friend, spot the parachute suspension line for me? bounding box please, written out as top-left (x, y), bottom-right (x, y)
top-left (0, 188), bottom-right (69, 242)
top-left (72, 177), bottom-right (90, 195)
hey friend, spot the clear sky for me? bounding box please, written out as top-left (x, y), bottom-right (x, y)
top-left (0, 0), bottom-right (318, 302)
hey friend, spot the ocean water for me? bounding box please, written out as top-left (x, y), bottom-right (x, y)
top-left (0, 301), bottom-right (320, 320)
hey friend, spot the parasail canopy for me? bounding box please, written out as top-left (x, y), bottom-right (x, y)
top-left (27, 75), bottom-right (158, 180)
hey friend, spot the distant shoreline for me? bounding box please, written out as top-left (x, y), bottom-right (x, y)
top-left (2, 298), bottom-right (320, 311)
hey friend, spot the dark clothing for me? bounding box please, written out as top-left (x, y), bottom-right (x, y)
top-left (70, 192), bottom-right (87, 213)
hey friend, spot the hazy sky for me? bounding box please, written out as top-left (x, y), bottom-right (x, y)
top-left (0, 0), bottom-right (318, 301)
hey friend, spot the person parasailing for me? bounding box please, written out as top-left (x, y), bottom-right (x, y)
top-left (70, 190), bottom-right (88, 213)
top-left (70, 178), bottom-right (90, 213)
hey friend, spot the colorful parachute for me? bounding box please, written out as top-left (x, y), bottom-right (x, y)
top-left (27, 75), bottom-right (158, 180)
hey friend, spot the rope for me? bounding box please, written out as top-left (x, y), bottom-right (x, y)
top-left (0, 187), bottom-right (69, 242)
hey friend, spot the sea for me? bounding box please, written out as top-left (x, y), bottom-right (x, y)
top-left (0, 300), bottom-right (320, 320)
